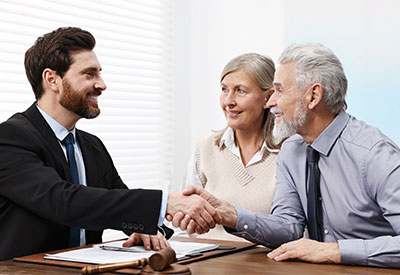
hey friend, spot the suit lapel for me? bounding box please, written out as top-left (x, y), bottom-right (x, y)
top-left (23, 103), bottom-right (72, 182)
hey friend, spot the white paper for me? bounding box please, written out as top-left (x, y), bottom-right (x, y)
top-left (44, 240), bottom-right (219, 264)
top-left (45, 247), bottom-right (153, 264)
top-left (97, 240), bottom-right (218, 255)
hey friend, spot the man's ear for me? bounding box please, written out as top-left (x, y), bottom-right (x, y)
top-left (264, 88), bottom-right (274, 109)
top-left (42, 69), bottom-right (60, 93)
top-left (306, 83), bottom-right (323, 110)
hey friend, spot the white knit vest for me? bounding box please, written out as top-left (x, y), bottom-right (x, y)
top-left (194, 132), bottom-right (277, 241)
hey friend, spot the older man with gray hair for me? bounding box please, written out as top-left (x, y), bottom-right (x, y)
top-left (177, 43), bottom-right (400, 268)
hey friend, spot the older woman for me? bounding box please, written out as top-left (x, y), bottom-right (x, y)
top-left (125, 53), bottom-right (280, 247)
top-left (181, 53), bottom-right (280, 241)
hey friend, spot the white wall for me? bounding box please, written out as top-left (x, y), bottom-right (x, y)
top-left (172, 0), bottom-right (284, 189)
top-left (173, 0), bottom-right (400, 190)
top-left (283, 0), bottom-right (400, 144)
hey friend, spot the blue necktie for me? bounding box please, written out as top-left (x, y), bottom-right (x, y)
top-left (306, 146), bottom-right (323, 241)
top-left (63, 133), bottom-right (81, 247)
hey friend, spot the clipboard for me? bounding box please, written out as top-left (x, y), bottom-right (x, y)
top-left (13, 236), bottom-right (256, 274)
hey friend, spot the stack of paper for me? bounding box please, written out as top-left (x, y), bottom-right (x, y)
top-left (44, 240), bottom-right (219, 264)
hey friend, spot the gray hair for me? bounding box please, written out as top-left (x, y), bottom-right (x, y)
top-left (221, 53), bottom-right (275, 91)
top-left (278, 43), bottom-right (348, 113)
top-left (215, 53), bottom-right (281, 150)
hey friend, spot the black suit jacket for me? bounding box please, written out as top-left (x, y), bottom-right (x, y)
top-left (0, 103), bottom-right (164, 260)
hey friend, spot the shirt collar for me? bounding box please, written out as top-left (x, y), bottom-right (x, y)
top-left (311, 110), bottom-right (350, 156)
top-left (219, 127), bottom-right (235, 148)
top-left (36, 104), bottom-right (76, 142)
top-left (219, 127), bottom-right (268, 153)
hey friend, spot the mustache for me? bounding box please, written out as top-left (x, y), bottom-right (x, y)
top-left (270, 107), bottom-right (283, 115)
top-left (87, 89), bottom-right (102, 97)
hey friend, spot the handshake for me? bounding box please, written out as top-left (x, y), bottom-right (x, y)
top-left (166, 186), bottom-right (237, 235)
top-left (123, 186), bottom-right (238, 250)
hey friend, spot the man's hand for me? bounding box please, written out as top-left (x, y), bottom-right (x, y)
top-left (122, 231), bottom-right (169, 251)
top-left (167, 186), bottom-right (237, 234)
top-left (167, 191), bottom-right (222, 234)
top-left (267, 238), bottom-right (341, 264)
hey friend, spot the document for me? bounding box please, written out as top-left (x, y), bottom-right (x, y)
top-left (44, 240), bottom-right (219, 264)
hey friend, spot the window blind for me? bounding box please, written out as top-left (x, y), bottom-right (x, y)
top-left (0, 0), bottom-right (174, 191)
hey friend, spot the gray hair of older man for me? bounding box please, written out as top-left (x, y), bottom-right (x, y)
top-left (278, 43), bottom-right (348, 114)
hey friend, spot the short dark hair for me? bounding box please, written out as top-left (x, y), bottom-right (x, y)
top-left (24, 27), bottom-right (96, 99)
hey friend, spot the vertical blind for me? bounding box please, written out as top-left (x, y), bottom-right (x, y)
top-left (0, 0), bottom-right (174, 190)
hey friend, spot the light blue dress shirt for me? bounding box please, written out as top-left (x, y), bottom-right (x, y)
top-left (231, 111), bottom-right (400, 268)
top-left (37, 106), bottom-right (87, 246)
top-left (36, 105), bottom-right (168, 240)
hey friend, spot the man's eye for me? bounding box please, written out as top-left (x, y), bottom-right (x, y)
top-left (221, 87), bottom-right (228, 93)
top-left (85, 72), bottom-right (95, 78)
top-left (237, 88), bottom-right (245, 94)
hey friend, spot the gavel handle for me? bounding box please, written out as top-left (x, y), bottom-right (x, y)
top-left (81, 258), bottom-right (148, 274)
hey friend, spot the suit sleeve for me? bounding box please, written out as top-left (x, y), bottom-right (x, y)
top-left (0, 120), bottom-right (162, 235)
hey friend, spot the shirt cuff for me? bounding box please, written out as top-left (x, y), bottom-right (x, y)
top-left (225, 207), bottom-right (257, 239)
top-left (338, 239), bottom-right (368, 266)
top-left (157, 190), bottom-right (168, 227)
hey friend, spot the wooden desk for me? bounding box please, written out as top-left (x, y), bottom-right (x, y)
top-left (187, 246), bottom-right (400, 274)
top-left (1, 238), bottom-right (399, 274)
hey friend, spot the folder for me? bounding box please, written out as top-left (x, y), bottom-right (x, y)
top-left (44, 240), bottom-right (220, 264)
top-left (13, 237), bottom-right (256, 274)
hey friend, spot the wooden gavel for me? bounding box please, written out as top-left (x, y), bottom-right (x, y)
top-left (81, 247), bottom-right (176, 274)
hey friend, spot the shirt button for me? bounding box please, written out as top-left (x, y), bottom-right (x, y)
top-left (243, 224), bottom-right (248, 230)
top-left (241, 233), bottom-right (246, 237)
top-left (324, 229), bottom-right (329, 235)
top-left (319, 197), bottom-right (322, 201)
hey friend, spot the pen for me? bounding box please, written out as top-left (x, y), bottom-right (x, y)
top-left (177, 252), bottom-right (203, 261)
top-left (98, 246), bottom-right (145, 253)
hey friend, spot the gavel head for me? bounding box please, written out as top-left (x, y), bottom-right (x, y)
top-left (148, 247), bottom-right (176, 271)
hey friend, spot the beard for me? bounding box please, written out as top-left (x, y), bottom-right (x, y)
top-left (59, 78), bottom-right (101, 119)
top-left (271, 99), bottom-right (307, 143)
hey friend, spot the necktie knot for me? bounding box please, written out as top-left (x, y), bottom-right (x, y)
top-left (63, 133), bottom-right (75, 146)
top-left (307, 146), bottom-right (320, 163)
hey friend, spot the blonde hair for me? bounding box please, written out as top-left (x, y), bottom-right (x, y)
top-left (214, 53), bottom-right (281, 150)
